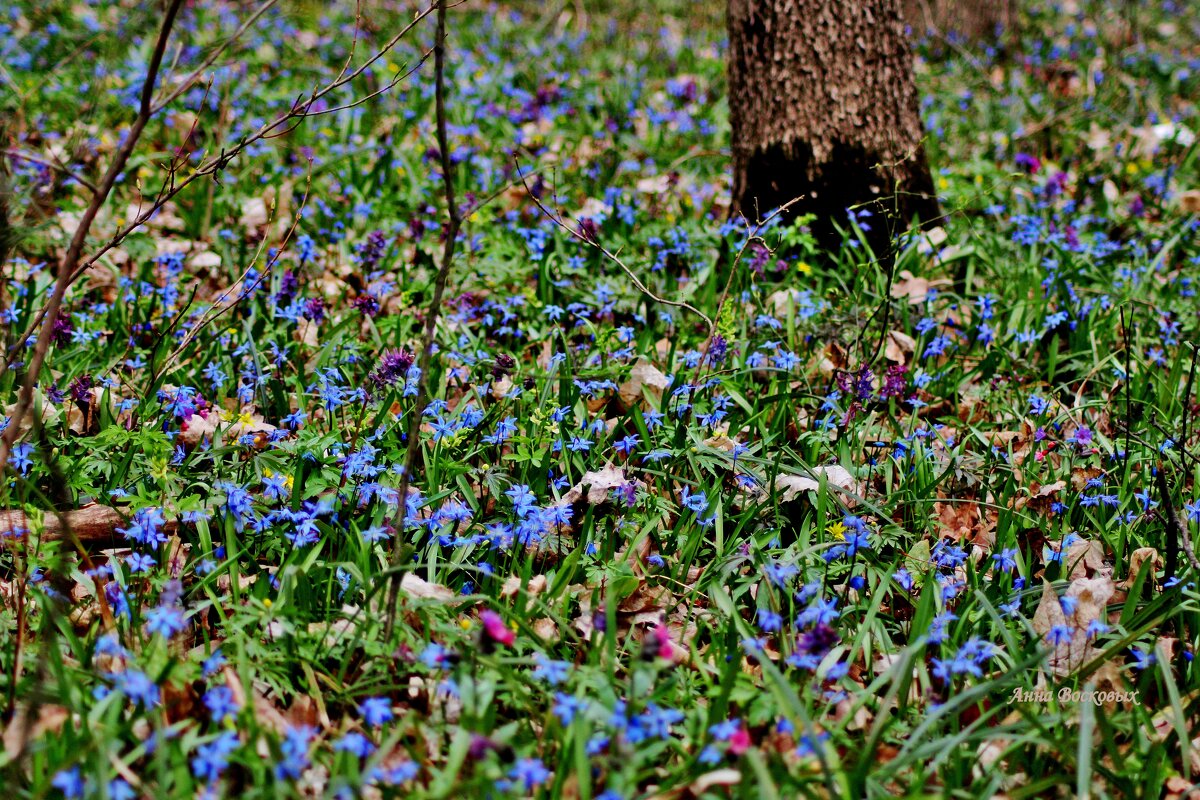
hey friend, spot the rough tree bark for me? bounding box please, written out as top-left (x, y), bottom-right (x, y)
top-left (727, 0), bottom-right (939, 258)
top-left (902, 0), bottom-right (1014, 41)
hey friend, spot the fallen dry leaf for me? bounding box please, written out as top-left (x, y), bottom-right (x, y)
top-left (1032, 576), bottom-right (1115, 676)
top-left (890, 270), bottom-right (950, 304)
top-left (399, 573), bottom-right (457, 602)
top-left (884, 330), bottom-right (916, 364)
top-left (773, 465), bottom-right (858, 502)
top-left (562, 464), bottom-right (637, 506)
top-left (1119, 547), bottom-right (1162, 588)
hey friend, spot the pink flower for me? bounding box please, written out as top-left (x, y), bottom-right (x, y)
top-left (480, 610), bottom-right (514, 647)
top-left (652, 623), bottom-right (675, 660)
top-left (728, 725), bottom-right (752, 756)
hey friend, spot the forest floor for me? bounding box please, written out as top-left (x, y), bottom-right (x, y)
top-left (2, 1), bottom-right (1200, 797)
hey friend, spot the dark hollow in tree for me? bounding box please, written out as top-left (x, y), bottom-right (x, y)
top-left (727, 0), bottom-right (940, 258)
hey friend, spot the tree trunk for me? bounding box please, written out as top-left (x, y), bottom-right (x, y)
top-left (727, 0), bottom-right (939, 258)
top-left (902, 0), bottom-right (1014, 41)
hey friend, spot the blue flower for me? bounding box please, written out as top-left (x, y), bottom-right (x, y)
top-left (191, 730), bottom-right (240, 783)
top-left (204, 685), bottom-right (239, 723)
top-left (10, 442), bottom-right (34, 475)
top-left (359, 696), bottom-right (394, 727)
top-left (1129, 647), bottom-right (1156, 670)
top-left (274, 726), bottom-right (315, 780)
top-left (554, 693), bottom-right (587, 725)
top-left (334, 732), bottom-right (375, 758)
top-left (508, 758), bottom-right (551, 791)
top-left (51, 768), bottom-right (84, 798)
top-left (533, 653), bottom-right (571, 686)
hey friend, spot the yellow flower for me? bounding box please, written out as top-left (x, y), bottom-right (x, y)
top-left (796, 261), bottom-right (812, 276)
top-left (827, 521), bottom-right (849, 540)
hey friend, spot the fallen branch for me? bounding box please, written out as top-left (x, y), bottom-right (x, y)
top-left (0, 503), bottom-right (176, 545)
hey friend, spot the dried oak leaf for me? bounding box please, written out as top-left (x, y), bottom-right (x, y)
top-left (562, 464), bottom-right (637, 506)
top-left (399, 573), bottom-right (457, 602)
top-left (773, 465), bottom-right (858, 502)
top-left (1032, 576), bottom-right (1115, 676)
top-left (1119, 547), bottom-right (1162, 589)
top-left (1060, 537), bottom-right (1110, 581)
top-left (890, 270), bottom-right (951, 304)
top-left (884, 330), bottom-right (916, 364)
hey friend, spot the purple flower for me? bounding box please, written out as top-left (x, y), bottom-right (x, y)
top-left (371, 348), bottom-right (415, 388)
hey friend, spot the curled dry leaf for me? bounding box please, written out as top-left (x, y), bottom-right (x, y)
top-left (1060, 537), bottom-right (1109, 581)
top-left (1119, 547), bottom-right (1162, 588)
top-left (500, 574), bottom-right (548, 607)
top-left (1180, 189), bottom-right (1200, 214)
top-left (1035, 480), bottom-right (1066, 497)
top-left (618, 360), bottom-right (670, 410)
top-left (67, 386), bottom-right (108, 435)
top-left (773, 465), bottom-right (858, 502)
top-left (178, 411), bottom-right (277, 450)
top-left (702, 427), bottom-right (738, 453)
top-left (562, 464), bottom-right (637, 506)
top-left (884, 330), bottom-right (917, 364)
top-left (1032, 576), bottom-right (1115, 676)
top-left (689, 769), bottom-right (742, 794)
top-left (2, 703), bottom-right (70, 759)
top-left (890, 270), bottom-right (951, 304)
top-left (399, 573), bottom-right (457, 602)
top-left (531, 617), bottom-right (559, 640)
top-left (934, 500), bottom-right (995, 549)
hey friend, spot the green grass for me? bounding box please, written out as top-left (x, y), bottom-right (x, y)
top-left (1, 0), bottom-right (1199, 798)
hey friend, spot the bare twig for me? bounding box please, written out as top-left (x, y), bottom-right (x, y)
top-left (703, 196), bottom-right (805, 353)
top-left (1154, 464), bottom-right (1200, 577)
top-left (515, 157), bottom-right (713, 328)
top-left (383, 0), bottom-right (463, 639)
top-left (2, 148), bottom-right (99, 194)
top-left (3, 6), bottom-right (436, 378)
top-left (153, 169), bottom-right (313, 382)
top-left (150, 0), bottom-right (282, 114)
top-left (0, 0), bottom-right (186, 474)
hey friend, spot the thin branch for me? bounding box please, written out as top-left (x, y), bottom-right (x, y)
top-left (515, 156), bottom-right (713, 328)
top-left (154, 169), bottom-right (313, 380)
top-left (3, 5), bottom-right (436, 376)
top-left (150, 0), bottom-right (281, 114)
top-left (1154, 463), bottom-right (1200, 576)
top-left (0, 0), bottom-right (186, 474)
top-left (702, 195), bottom-right (805, 364)
top-left (384, 0), bottom-right (463, 639)
top-left (2, 148), bottom-right (99, 194)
